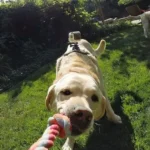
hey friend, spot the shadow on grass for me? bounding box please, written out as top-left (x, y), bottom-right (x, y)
top-left (75, 89), bottom-right (144, 150)
top-left (74, 91), bottom-right (136, 150)
top-left (7, 63), bottom-right (55, 101)
top-left (106, 25), bottom-right (150, 69)
top-left (3, 46), bottom-right (66, 97)
top-left (10, 43), bottom-right (67, 93)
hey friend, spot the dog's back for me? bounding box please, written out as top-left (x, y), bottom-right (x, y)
top-left (56, 40), bottom-right (105, 81)
top-left (55, 38), bottom-right (106, 96)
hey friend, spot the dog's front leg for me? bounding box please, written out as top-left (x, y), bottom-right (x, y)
top-left (105, 99), bottom-right (122, 124)
top-left (143, 24), bottom-right (149, 38)
top-left (141, 18), bottom-right (149, 38)
top-left (62, 137), bottom-right (75, 150)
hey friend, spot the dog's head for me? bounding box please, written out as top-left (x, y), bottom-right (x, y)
top-left (45, 73), bottom-right (106, 136)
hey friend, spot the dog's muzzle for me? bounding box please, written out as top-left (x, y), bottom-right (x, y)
top-left (69, 109), bottom-right (93, 136)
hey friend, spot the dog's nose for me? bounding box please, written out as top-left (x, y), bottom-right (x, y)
top-left (74, 109), bottom-right (93, 122)
top-left (70, 109), bottom-right (93, 135)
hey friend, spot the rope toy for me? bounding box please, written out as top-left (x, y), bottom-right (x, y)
top-left (29, 114), bottom-right (71, 150)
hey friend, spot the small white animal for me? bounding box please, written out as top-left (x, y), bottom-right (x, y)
top-left (140, 11), bottom-right (150, 38)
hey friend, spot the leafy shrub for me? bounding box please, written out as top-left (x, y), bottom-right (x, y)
top-left (118, 0), bottom-right (142, 5)
top-left (0, 0), bottom-right (134, 91)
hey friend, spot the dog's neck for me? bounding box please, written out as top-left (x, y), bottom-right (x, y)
top-left (64, 42), bottom-right (90, 56)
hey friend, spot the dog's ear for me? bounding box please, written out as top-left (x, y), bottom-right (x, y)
top-left (45, 84), bottom-right (55, 110)
top-left (93, 96), bottom-right (106, 120)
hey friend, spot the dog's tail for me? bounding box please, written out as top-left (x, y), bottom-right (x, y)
top-left (95, 40), bottom-right (106, 56)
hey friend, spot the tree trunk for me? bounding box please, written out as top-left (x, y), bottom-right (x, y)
top-left (97, 7), bottom-right (105, 24)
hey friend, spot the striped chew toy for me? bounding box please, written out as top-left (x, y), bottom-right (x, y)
top-left (29, 114), bottom-right (72, 150)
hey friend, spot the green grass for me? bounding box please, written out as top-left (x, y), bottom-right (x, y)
top-left (0, 25), bottom-right (150, 150)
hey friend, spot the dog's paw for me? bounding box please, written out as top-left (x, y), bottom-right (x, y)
top-left (62, 138), bottom-right (74, 150)
top-left (112, 114), bottom-right (122, 124)
top-left (108, 114), bottom-right (122, 124)
top-left (62, 144), bottom-right (73, 150)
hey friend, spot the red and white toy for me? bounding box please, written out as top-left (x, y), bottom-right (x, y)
top-left (29, 114), bottom-right (72, 150)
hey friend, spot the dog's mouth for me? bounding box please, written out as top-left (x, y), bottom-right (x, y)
top-left (59, 113), bottom-right (90, 136)
top-left (69, 115), bottom-right (92, 136)
top-left (59, 108), bottom-right (93, 136)
top-left (70, 123), bottom-right (90, 136)
top-left (71, 124), bottom-right (83, 136)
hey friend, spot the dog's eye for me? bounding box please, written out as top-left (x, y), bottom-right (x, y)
top-left (61, 90), bottom-right (72, 95)
top-left (91, 94), bottom-right (99, 102)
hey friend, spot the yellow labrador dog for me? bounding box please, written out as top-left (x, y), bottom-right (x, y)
top-left (45, 32), bottom-right (122, 150)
